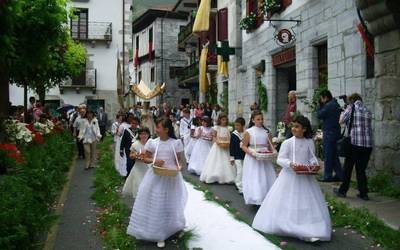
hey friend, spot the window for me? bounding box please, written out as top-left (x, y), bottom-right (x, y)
top-left (246, 0), bottom-right (263, 28)
top-left (150, 67), bottom-right (155, 82)
top-left (366, 39), bottom-right (375, 79)
top-left (87, 100), bottom-right (105, 113)
top-left (217, 8), bottom-right (228, 41)
top-left (138, 71), bottom-right (142, 82)
top-left (136, 36), bottom-right (139, 50)
top-left (170, 66), bottom-right (183, 79)
top-left (72, 61), bottom-right (86, 85)
top-left (71, 8), bottom-right (88, 39)
top-left (317, 43), bottom-right (328, 86)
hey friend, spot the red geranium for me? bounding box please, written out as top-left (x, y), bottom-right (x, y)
top-left (33, 132), bottom-right (44, 144)
top-left (26, 123), bottom-right (36, 133)
top-left (0, 143), bottom-right (25, 164)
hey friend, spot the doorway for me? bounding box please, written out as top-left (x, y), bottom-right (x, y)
top-left (275, 61), bottom-right (296, 124)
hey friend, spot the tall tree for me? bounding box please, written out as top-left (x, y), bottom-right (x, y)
top-left (0, 0), bottom-right (86, 119)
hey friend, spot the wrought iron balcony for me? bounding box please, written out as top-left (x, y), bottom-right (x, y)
top-left (178, 62), bottom-right (199, 88)
top-left (60, 69), bottom-right (97, 94)
top-left (178, 19), bottom-right (196, 48)
top-left (71, 22), bottom-right (112, 45)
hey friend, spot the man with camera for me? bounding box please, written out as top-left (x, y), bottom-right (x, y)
top-left (317, 90), bottom-right (343, 182)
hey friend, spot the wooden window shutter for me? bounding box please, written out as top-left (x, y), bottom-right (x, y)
top-left (246, 0), bottom-right (255, 16)
top-left (281, 0), bottom-right (292, 11)
top-left (218, 8), bottom-right (228, 41)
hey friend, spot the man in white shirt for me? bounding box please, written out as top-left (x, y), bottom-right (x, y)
top-left (73, 104), bottom-right (87, 159)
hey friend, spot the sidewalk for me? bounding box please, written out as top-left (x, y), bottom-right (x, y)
top-left (52, 158), bottom-right (102, 250)
top-left (320, 182), bottom-right (400, 230)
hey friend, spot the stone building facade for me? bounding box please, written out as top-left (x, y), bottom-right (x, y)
top-left (227, 0), bottom-right (399, 177)
top-left (132, 9), bottom-right (192, 106)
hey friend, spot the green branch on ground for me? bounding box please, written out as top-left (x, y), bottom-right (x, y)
top-left (183, 175), bottom-right (292, 249)
top-left (94, 136), bottom-right (194, 250)
top-left (327, 195), bottom-right (400, 249)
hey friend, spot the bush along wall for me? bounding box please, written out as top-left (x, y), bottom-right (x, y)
top-left (0, 131), bottom-right (75, 249)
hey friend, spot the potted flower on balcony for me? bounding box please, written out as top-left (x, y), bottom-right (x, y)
top-left (239, 12), bottom-right (257, 31)
top-left (261, 0), bottom-right (282, 16)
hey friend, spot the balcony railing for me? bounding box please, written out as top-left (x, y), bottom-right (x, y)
top-left (60, 69), bottom-right (97, 94)
top-left (178, 62), bottom-right (199, 83)
top-left (178, 19), bottom-right (195, 46)
top-left (71, 22), bottom-right (112, 42)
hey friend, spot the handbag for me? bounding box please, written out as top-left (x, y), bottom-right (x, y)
top-left (337, 105), bottom-right (355, 158)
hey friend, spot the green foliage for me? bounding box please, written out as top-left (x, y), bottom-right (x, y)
top-left (0, 132), bottom-right (75, 250)
top-left (327, 196), bottom-right (400, 249)
top-left (239, 12), bottom-right (257, 31)
top-left (301, 84), bottom-right (328, 112)
top-left (261, 0), bottom-right (281, 14)
top-left (63, 37), bottom-right (87, 77)
top-left (368, 172), bottom-right (400, 199)
top-left (257, 80), bottom-right (268, 112)
top-left (94, 137), bottom-right (195, 249)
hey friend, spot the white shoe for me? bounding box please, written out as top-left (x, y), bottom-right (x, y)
top-left (157, 241), bottom-right (165, 248)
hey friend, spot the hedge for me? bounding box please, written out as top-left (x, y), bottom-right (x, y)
top-left (0, 132), bottom-right (75, 250)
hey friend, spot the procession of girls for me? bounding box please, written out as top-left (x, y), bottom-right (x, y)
top-left (112, 109), bottom-right (331, 248)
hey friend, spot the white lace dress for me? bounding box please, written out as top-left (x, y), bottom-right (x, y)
top-left (242, 126), bottom-right (277, 205)
top-left (127, 138), bottom-right (187, 242)
top-left (187, 126), bottom-right (213, 175)
top-left (252, 137), bottom-right (332, 241)
top-left (122, 140), bottom-right (149, 198)
top-left (200, 126), bottom-right (236, 183)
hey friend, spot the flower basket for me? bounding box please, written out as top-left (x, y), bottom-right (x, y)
top-left (217, 141), bottom-right (230, 149)
top-left (254, 148), bottom-right (278, 161)
top-left (153, 166), bottom-right (180, 177)
top-left (293, 164), bottom-right (320, 175)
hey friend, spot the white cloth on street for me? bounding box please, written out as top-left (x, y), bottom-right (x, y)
top-left (242, 126), bottom-right (276, 205)
top-left (252, 137), bottom-right (332, 241)
top-left (122, 140), bottom-right (149, 198)
top-left (188, 126), bottom-right (213, 175)
top-left (127, 138), bottom-right (187, 242)
top-left (200, 126), bottom-right (236, 183)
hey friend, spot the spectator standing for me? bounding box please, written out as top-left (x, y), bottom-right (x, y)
top-left (282, 91), bottom-right (297, 138)
top-left (97, 107), bottom-right (108, 141)
top-left (335, 93), bottom-right (373, 200)
top-left (317, 90), bottom-right (343, 182)
top-left (73, 105), bottom-right (87, 159)
top-left (78, 110), bottom-right (102, 169)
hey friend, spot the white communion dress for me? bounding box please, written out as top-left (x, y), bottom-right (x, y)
top-left (127, 138), bottom-right (187, 242)
top-left (187, 126), bottom-right (214, 175)
top-left (252, 136), bottom-right (332, 242)
top-left (122, 140), bottom-right (149, 198)
top-left (200, 126), bottom-right (236, 183)
top-left (242, 126), bottom-right (277, 205)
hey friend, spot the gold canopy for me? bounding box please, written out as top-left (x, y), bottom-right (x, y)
top-left (130, 80), bottom-right (166, 100)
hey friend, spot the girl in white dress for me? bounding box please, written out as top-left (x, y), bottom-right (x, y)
top-left (114, 113), bottom-right (133, 176)
top-left (188, 116), bottom-right (214, 175)
top-left (127, 118), bottom-right (187, 248)
top-left (241, 111), bottom-right (277, 205)
top-left (111, 114), bottom-right (122, 142)
top-left (184, 117), bottom-right (200, 161)
top-left (122, 127), bottom-right (150, 198)
top-left (252, 115), bottom-right (331, 242)
top-left (200, 114), bottom-right (236, 183)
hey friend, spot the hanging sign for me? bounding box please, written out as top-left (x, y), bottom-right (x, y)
top-left (275, 28), bottom-right (296, 46)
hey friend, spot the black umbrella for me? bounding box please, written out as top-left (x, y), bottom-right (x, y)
top-left (56, 104), bottom-right (74, 113)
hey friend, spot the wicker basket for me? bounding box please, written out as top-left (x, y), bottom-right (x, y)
top-left (217, 141), bottom-right (230, 149)
top-left (153, 166), bottom-right (180, 177)
top-left (293, 164), bottom-right (320, 175)
top-left (254, 148), bottom-right (277, 161)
